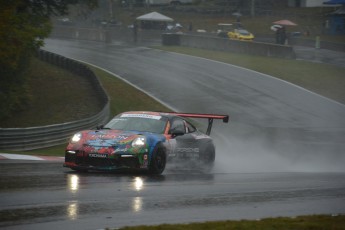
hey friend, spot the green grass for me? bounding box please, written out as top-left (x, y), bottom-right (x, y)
top-left (0, 58), bottom-right (101, 128)
top-left (155, 46), bottom-right (345, 104)
top-left (116, 215), bottom-right (345, 230)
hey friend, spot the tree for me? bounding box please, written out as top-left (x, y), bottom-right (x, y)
top-left (0, 0), bottom-right (97, 120)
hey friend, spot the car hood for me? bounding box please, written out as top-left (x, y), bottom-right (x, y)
top-left (80, 129), bottom-right (144, 147)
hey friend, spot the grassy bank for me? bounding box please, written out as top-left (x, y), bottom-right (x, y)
top-left (0, 58), bottom-right (102, 128)
top-left (117, 215), bottom-right (345, 230)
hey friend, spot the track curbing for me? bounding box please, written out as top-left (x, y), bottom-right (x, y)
top-left (0, 153), bottom-right (64, 161)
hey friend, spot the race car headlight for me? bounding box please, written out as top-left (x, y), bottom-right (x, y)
top-left (71, 133), bottom-right (82, 143)
top-left (132, 136), bottom-right (146, 147)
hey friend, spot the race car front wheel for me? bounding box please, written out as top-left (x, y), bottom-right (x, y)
top-left (149, 144), bottom-right (166, 175)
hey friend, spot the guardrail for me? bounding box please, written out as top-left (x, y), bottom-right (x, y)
top-left (50, 25), bottom-right (163, 45)
top-left (0, 50), bottom-right (110, 151)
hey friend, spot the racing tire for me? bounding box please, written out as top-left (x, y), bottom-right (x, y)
top-left (201, 144), bottom-right (215, 163)
top-left (149, 144), bottom-right (166, 175)
top-left (71, 167), bottom-right (88, 173)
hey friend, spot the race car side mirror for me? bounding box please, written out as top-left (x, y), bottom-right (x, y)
top-left (170, 129), bottom-right (185, 138)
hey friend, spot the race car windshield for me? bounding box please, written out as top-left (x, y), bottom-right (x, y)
top-left (104, 114), bottom-right (167, 134)
top-left (238, 29), bottom-right (250, 35)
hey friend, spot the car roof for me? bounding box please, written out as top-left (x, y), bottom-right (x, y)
top-left (120, 111), bottom-right (177, 120)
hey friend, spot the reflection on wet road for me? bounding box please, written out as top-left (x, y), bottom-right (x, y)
top-left (1, 161), bottom-right (345, 229)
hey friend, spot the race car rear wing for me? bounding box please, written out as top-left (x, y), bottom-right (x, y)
top-left (166, 112), bottom-right (229, 135)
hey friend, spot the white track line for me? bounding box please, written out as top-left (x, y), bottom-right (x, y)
top-left (0, 153), bottom-right (64, 161)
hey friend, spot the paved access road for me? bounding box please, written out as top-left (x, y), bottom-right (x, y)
top-left (1, 39), bottom-right (344, 230)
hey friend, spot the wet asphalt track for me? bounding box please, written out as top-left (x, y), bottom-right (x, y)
top-left (1, 161), bottom-right (345, 230)
top-left (0, 39), bottom-right (344, 229)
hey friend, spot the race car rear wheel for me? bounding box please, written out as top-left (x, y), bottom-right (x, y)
top-left (149, 144), bottom-right (166, 175)
top-left (200, 143), bottom-right (215, 172)
top-left (201, 144), bottom-right (215, 164)
top-left (70, 167), bottom-right (88, 173)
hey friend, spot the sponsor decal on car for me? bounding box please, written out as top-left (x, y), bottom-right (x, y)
top-left (89, 153), bottom-right (107, 158)
top-left (177, 148), bottom-right (199, 153)
top-left (175, 148), bottom-right (200, 158)
top-left (115, 147), bottom-right (129, 153)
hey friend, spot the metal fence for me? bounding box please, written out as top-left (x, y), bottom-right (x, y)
top-left (0, 50), bottom-right (110, 151)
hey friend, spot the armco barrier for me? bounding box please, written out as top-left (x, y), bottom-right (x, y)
top-left (50, 26), bottom-right (109, 42)
top-left (50, 26), bottom-right (163, 44)
top-left (0, 50), bottom-right (110, 151)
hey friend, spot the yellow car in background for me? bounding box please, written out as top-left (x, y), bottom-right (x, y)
top-left (228, 28), bottom-right (254, 41)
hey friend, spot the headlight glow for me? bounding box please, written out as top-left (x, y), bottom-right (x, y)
top-left (132, 136), bottom-right (146, 147)
top-left (71, 133), bottom-right (82, 143)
